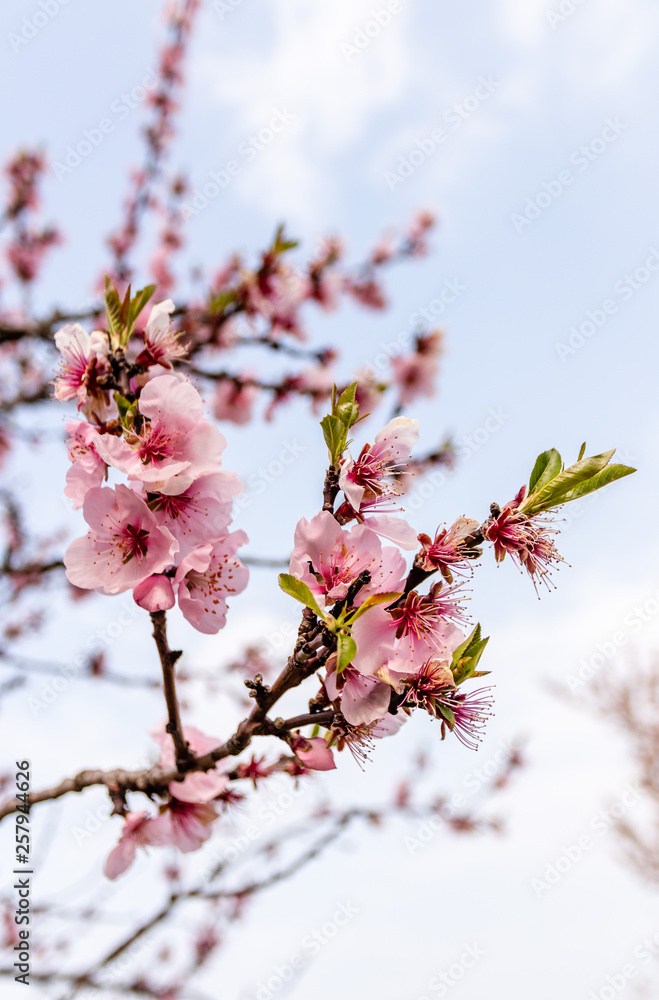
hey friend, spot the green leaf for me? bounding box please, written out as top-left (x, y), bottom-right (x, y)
top-left (209, 289), bottom-right (237, 315)
top-left (519, 450), bottom-right (616, 515)
top-left (272, 224), bottom-right (299, 254)
top-left (435, 702), bottom-right (455, 728)
top-left (126, 284), bottom-right (156, 338)
top-left (278, 574), bottom-right (327, 621)
top-left (551, 463), bottom-right (636, 505)
top-left (450, 623), bottom-right (490, 685)
top-left (344, 591), bottom-right (403, 625)
top-left (577, 441), bottom-right (586, 462)
top-left (528, 448), bottom-right (562, 495)
top-left (320, 414), bottom-right (347, 465)
top-left (335, 382), bottom-right (360, 431)
top-left (319, 383), bottom-right (362, 465)
top-left (336, 633), bottom-right (357, 674)
top-left (114, 392), bottom-right (137, 429)
top-left (104, 276), bottom-right (124, 345)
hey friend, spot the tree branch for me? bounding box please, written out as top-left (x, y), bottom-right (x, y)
top-left (150, 610), bottom-right (190, 770)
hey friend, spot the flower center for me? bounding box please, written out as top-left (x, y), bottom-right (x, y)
top-left (120, 524), bottom-right (150, 563)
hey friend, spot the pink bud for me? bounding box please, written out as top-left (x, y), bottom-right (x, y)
top-left (133, 574), bottom-right (175, 612)
top-left (295, 737), bottom-right (336, 771)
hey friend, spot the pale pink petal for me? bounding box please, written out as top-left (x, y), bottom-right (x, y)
top-left (104, 837), bottom-right (137, 880)
top-left (362, 514), bottom-right (418, 551)
top-left (296, 737), bottom-right (336, 771)
top-left (340, 671), bottom-right (392, 726)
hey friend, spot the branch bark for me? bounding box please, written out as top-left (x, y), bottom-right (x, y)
top-left (150, 610), bottom-right (190, 770)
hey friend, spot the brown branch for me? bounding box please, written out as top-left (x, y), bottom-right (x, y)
top-left (0, 616), bottom-right (333, 821)
top-left (150, 611), bottom-right (191, 770)
top-left (322, 464), bottom-right (340, 513)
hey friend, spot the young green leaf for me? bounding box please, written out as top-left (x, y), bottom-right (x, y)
top-left (114, 392), bottom-right (137, 429)
top-left (450, 623), bottom-right (490, 684)
top-left (519, 449), bottom-right (617, 515)
top-left (344, 591), bottom-right (403, 625)
top-left (550, 462), bottom-right (635, 505)
top-left (320, 414), bottom-right (347, 466)
top-left (104, 276), bottom-right (124, 345)
top-left (126, 284), bottom-right (156, 339)
top-left (272, 223), bottom-right (299, 254)
top-left (435, 702), bottom-right (455, 729)
top-left (336, 633), bottom-right (357, 674)
top-left (528, 448), bottom-right (562, 495)
top-left (334, 382), bottom-right (360, 431)
top-left (278, 574), bottom-right (328, 621)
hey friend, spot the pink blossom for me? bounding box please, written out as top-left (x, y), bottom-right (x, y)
top-left (339, 416), bottom-right (419, 512)
top-left (434, 685), bottom-right (494, 749)
top-left (289, 511), bottom-right (405, 607)
top-left (174, 530), bottom-right (249, 633)
top-left (53, 323), bottom-right (111, 417)
top-left (133, 574), bottom-right (175, 611)
top-left (135, 298), bottom-right (188, 368)
top-left (308, 267), bottom-right (342, 311)
top-left (416, 516), bottom-right (480, 580)
top-left (354, 369), bottom-right (384, 416)
top-left (350, 588), bottom-right (465, 676)
top-left (326, 711), bottom-right (405, 766)
top-left (325, 667), bottom-right (391, 726)
top-left (346, 276), bottom-right (386, 310)
top-left (391, 330), bottom-right (443, 405)
top-left (64, 420), bottom-right (107, 509)
top-left (104, 812), bottom-right (166, 880)
top-left (292, 736), bottom-right (336, 771)
top-left (213, 379), bottom-right (258, 425)
top-left (146, 472), bottom-right (240, 552)
top-left (485, 488), bottom-right (563, 590)
top-left (64, 484), bottom-right (178, 594)
top-left (354, 510), bottom-right (418, 551)
top-left (147, 799), bottom-right (218, 852)
top-left (297, 363), bottom-right (335, 414)
top-left (94, 375), bottom-right (227, 495)
top-left (151, 725), bottom-right (227, 803)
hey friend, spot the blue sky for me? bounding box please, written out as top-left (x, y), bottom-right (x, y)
top-left (1, 1), bottom-right (659, 998)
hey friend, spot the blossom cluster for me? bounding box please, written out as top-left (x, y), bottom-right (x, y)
top-left (55, 295), bottom-right (248, 634)
top-left (51, 286), bottom-right (634, 880)
top-left (286, 411), bottom-right (493, 750)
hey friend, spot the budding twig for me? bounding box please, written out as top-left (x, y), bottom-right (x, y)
top-left (150, 610), bottom-right (191, 771)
